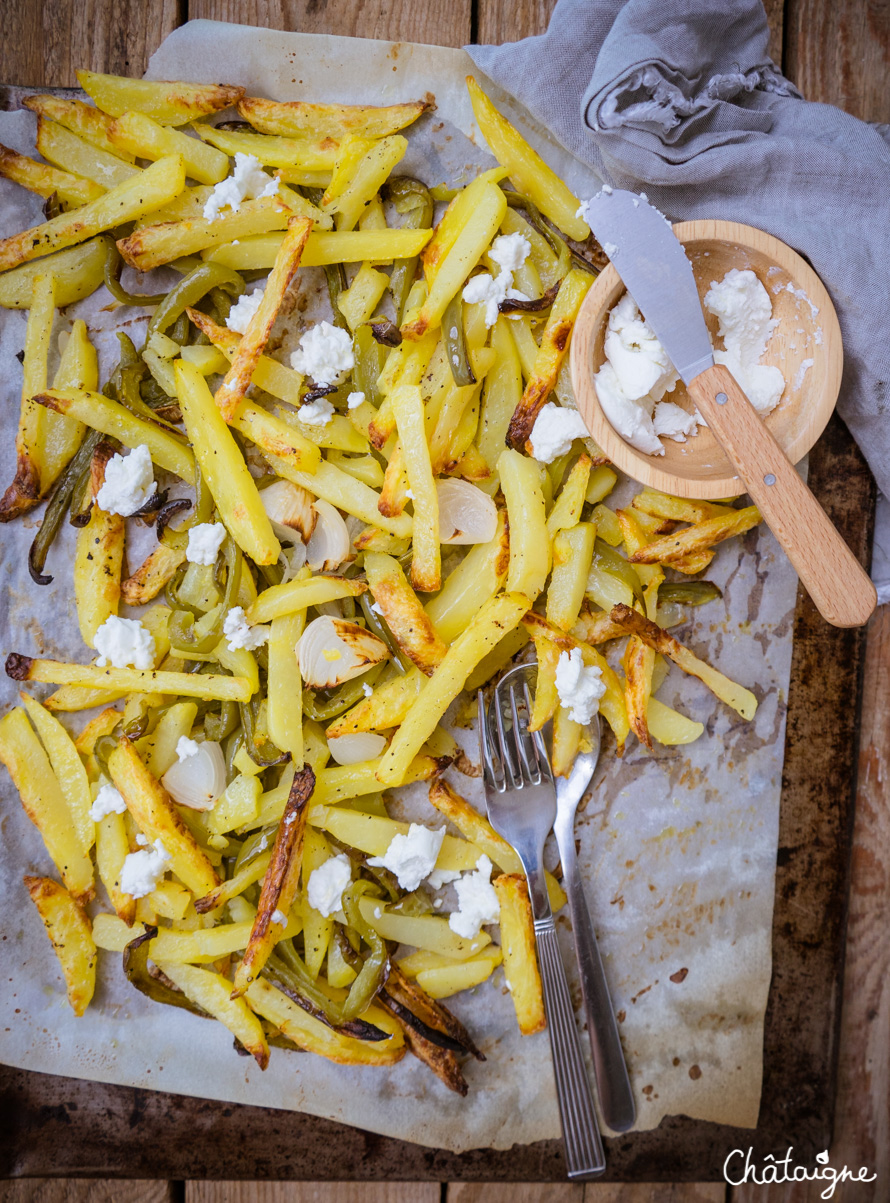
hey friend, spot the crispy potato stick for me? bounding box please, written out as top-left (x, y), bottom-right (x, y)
top-left (155, 961), bottom-right (270, 1070)
top-left (92, 913), bottom-right (147, 951)
top-left (423, 510), bottom-right (509, 643)
top-left (195, 851), bottom-right (272, 915)
top-left (628, 505), bottom-right (762, 565)
top-left (22, 94), bottom-right (129, 158)
top-left (506, 270), bottom-right (593, 447)
top-left (364, 552), bottom-right (447, 673)
top-left (631, 487), bottom-right (736, 525)
top-left (19, 693), bottom-right (93, 855)
top-left (337, 262), bottom-right (390, 329)
top-left (266, 611), bottom-right (306, 765)
top-left (421, 167), bottom-right (507, 282)
top-left (378, 441), bottom-right (409, 517)
top-left (193, 123), bottom-right (340, 171)
top-left (547, 454), bottom-right (593, 536)
top-left (74, 502), bottom-right (125, 646)
top-left (76, 70), bottom-right (244, 125)
top-left (477, 317), bottom-right (522, 472)
top-left (547, 521), bottom-right (596, 632)
top-left (310, 805), bottom-right (482, 873)
top-left (301, 826), bottom-right (335, 978)
top-left (648, 698), bottom-right (705, 745)
top-left (117, 195), bottom-right (296, 272)
top-left (610, 604), bottom-right (758, 720)
top-left (246, 978), bottom-right (405, 1066)
top-left (95, 811), bottom-right (136, 925)
top-left (43, 318), bottom-right (96, 491)
top-left (380, 998), bottom-right (468, 1093)
top-left (147, 879), bottom-right (192, 921)
top-left (122, 543), bottom-right (186, 606)
top-left (0, 238), bottom-right (106, 310)
top-left (232, 765), bottom-right (316, 997)
top-left (466, 76), bottom-right (588, 240)
top-left (34, 387), bottom-right (195, 483)
top-left (327, 136), bottom-right (408, 231)
top-left (568, 608), bottom-right (626, 645)
top-left (185, 308), bottom-right (310, 406)
top-left (416, 949), bottom-right (503, 999)
top-left (35, 118), bottom-right (140, 188)
top-left (175, 359), bottom-right (280, 565)
top-left (358, 897), bottom-right (491, 961)
top-left (0, 707), bottom-right (93, 900)
top-left (529, 636), bottom-right (561, 732)
top-left (107, 738), bottom-right (220, 897)
top-left (377, 591), bottom-right (531, 785)
top-left (402, 180), bottom-right (506, 340)
top-left (494, 874), bottom-right (546, 1036)
top-left (552, 713), bottom-right (585, 776)
top-left (267, 455), bottom-right (413, 540)
top-left (75, 706), bottom-right (122, 755)
top-left (0, 143), bottom-right (105, 205)
top-left (6, 655), bottom-right (253, 703)
top-left (0, 273), bottom-right (55, 521)
top-left (325, 668), bottom-right (425, 738)
top-left (0, 154), bottom-right (184, 273)
top-left (498, 449), bottom-right (551, 602)
top-left (215, 217), bottom-right (312, 421)
top-left (205, 227), bottom-right (433, 271)
top-left (239, 95), bottom-right (434, 139)
top-left (150, 916), bottom-right (300, 965)
top-left (24, 876), bottom-right (96, 1016)
top-left (624, 635), bottom-right (655, 751)
top-left (380, 969), bottom-right (478, 1093)
top-left (108, 111), bottom-right (229, 185)
top-left (248, 574), bottom-right (366, 624)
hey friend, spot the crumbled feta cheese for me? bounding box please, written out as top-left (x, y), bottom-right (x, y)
top-left (290, 321), bottom-right (354, 386)
top-left (704, 268), bottom-right (785, 415)
top-left (176, 735), bottom-right (201, 762)
top-left (203, 153), bottom-right (279, 222)
top-left (368, 824), bottom-right (446, 892)
top-left (362, 682), bottom-right (373, 698)
top-left (271, 908), bottom-right (288, 926)
top-left (652, 401), bottom-right (700, 443)
top-left (555, 648), bottom-right (606, 725)
top-left (95, 444), bottom-right (157, 516)
top-left (223, 605), bottom-right (270, 651)
top-left (603, 241), bottom-right (619, 258)
top-left (306, 853), bottom-right (352, 918)
top-left (186, 521), bottom-right (226, 566)
top-left (462, 270), bottom-right (529, 328)
top-left (405, 489), bottom-right (415, 500)
top-left (94, 615), bottom-right (155, 670)
top-left (529, 402), bottom-right (590, 463)
top-left (225, 288), bottom-right (264, 335)
top-left (297, 398), bottom-right (335, 426)
top-left (448, 855), bottom-right (500, 938)
top-left (89, 783), bottom-right (126, 822)
top-left (119, 838), bottom-right (170, 898)
top-left (489, 232), bottom-right (530, 275)
top-left (793, 357), bottom-right (815, 390)
top-left (427, 867), bottom-right (461, 889)
top-left (601, 184), bottom-right (613, 195)
top-left (347, 390), bottom-right (366, 410)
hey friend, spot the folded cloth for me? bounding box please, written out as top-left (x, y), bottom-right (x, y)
top-left (468, 0), bottom-right (890, 502)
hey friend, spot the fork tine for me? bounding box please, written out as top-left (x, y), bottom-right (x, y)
top-left (510, 682), bottom-right (541, 785)
top-left (495, 685), bottom-right (521, 790)
top-left (477, 689), bottom-right (501, 790)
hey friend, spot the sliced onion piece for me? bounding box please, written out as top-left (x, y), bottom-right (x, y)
top-left (161, 741), bottom-right (226, 811)
top-left (436, 479), bottom-right (499, 545)
top-left (297, 615), bottom-right (390, 688)
top-left (327, 732), bottom-right (387, 765)
top-left (261, 480), bottom-right (316, 544)
top-left (306, 499), bottom-right (351, 571)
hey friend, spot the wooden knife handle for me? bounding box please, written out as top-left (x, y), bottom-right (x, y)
top-left (687, 363), bottom-right (876, 629)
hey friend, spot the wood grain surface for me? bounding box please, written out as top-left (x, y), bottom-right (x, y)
top-left (0, 0), bottom-right (887, 1199)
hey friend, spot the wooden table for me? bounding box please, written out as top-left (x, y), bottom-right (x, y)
top-left (1, 1), bottom-right (888, 1199)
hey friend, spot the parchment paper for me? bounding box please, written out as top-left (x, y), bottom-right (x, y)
top-left (0, 21), bottom-right (799, 1152)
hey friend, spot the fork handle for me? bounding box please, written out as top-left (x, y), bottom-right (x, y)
top-left (533, 917), bottom-right (606, 1179)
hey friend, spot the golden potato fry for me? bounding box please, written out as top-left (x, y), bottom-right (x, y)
top-left (74, 502), bottom-right (125, 647)
top-left (193, 123), bottom-right (339, 171)
top-left (0, 237), bottom-right (106, 310)
top-left (494, 874), bottom-right (546, 1036)
top-left (547, 454), bottom-right (592, 536)
top-left (247, 573), bottom-right (366, 624)
top-left (23, 94), bottom-right (128, 157)
top-left (108, 111), bottom-right (229, 185)
top-left (35, 118), bottom-right (139, 189)
top-left (267, 456), bottom-right (413, 541)
top-left (300, 826), bottom-right (336, 979)
top-left (325, 668), bottom-right (424, 739)
top-left (194, 850), bottom-right (272, 915)
top-left (648, 697), bottom-right (705, 745)
top-left (624, 635), bottom-right (655, 751)
top-left (547, 521), bottom-right (596, 632)
top-left (6, 654), bottom-right (252, 703)
top-left (74, 706), bottom-right (122, 755)
top-left (310, 804), bottom-right (481, 874)
top-left (628, 505), bottom-right (762, 565)
top-left (19, 692), bottom-right (93, 856)
top-left (0, 143), bottom-right (104, 206)
top-left (364, 552), bottom-right (447, 674)
top-left (416, 948), bottom-right (503, 999)
top-left (76, 70), bottom-right (244, 125)
top-left (24, 876), bottom-right (96, 1016)
top-left (239, 95), bottom-right (433, 139)
top-left (528, 635), bottom-right (560, 733)
top-left (121, 542), bottom-right (186, 606)
top-left (423, 509), bottom-right (509, 644)
top-left (498, 448), bottom-right (551, 602)
top-left (155, 960), bottom-right (269, 1070)
top-left (184, 307), bottom-right (302, 399)
top-left (205, 227), bottom-right (432, 271)
top-left (95, 810), bottom-right (136, 926)
top-left (631, 487), bottom-right (737, 525)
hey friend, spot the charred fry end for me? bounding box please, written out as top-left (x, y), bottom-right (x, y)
top-left (5, 653), bottom-right (33, 681)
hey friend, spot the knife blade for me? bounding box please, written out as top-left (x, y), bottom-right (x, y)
top-left (583, 189), bottom-right (714, 385)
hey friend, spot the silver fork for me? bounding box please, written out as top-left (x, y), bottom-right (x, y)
top-left (479, 669), bottom-right (605, 1181)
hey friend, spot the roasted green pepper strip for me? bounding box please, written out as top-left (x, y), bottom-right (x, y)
top-left (358, 593), bottom-right (411, 675)
top-left (300, 661), bottom-right (386, 722)
top-left (442, 291), bottom-right (475, 387)
top-left (239, 696), bottom-right (289, 767)
top-left (28, 427), bottom-right (103, 584)
top-left (158, 463), bottom-right (214, 551)
top-left (124, 927), bottom-right (214, 1017)
top-left (658, 580), bottom-right (723, 607)
top-left (205, 699), bottom-right (240, 742)
top-left (502, 189), bottom-right (573, 279)
top-left (386, 176), bottom-right (433, 322)
top-left (147, 262), bottom-right (245, 341)
top-left (352, 322), bottom-right (387, 407)
top-left (593, 538), bottom-right (647, 609)
top-left (168, 537), bottom-right (242, 653)
top-left (102, 237), bottom-right (165, 306)
top-left (339, 880), bottom-right (390, 1022)
top-left (233, 824), bottom-right (278, 873)
top-left (265, 950), bottom-right (388, 1041)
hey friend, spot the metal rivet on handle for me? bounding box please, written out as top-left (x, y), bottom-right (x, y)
top-left (715, 392), bottom-right (727, 405)
top-left (764, 473), bottom-right (776, 486)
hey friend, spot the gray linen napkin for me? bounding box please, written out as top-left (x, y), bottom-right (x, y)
top-left (467, 0), bottom-right (890, 519)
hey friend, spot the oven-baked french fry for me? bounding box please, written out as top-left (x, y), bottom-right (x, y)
top-left (0, 153), bottom-right (184, 272)
top-left (326, 135), bottom-right (407, 231)
top-left (610, 604), bottom-right (758, 719)
top-left (0, 237), bottom-right (106, 309)
top-left (76, 70), bottom-right (244, 125)
top-left (23, 94), bottom-right (129, 157)
top-left (551, 704), bottom-right (582, 777)
top-left (19, 693), bottom-right (94, 856)
top-left (204, 227), bottom-right (432, 271)
top-left (75, 707), bottom-right (122, 756)
top-left (74, 501), bottom-right (125, 646)
top-left (498, 448), bottom-right (551, 602)
top-left (33, 387), bottom-right (195, 483)
top-left (628, 505), bottom-right (762, 565)
top-left (325, 668), bottom-right (425, 738)
top-left (301, 826), bottom-right (336, 979)
top-left (358, 897), bottom-right (491, 961)
top-left (211, 398), bottom-right (321, 473)
top-left (247, 573), bottom-right (366, 624)
top-left (95, 811), bottom-right (136, 925)
top-left (109, 111), bottom-right (229, 185)
top-left (631, 487), bottom-right (737, 526)
top-left (569, 607), bottom-right (626, 646)
top-left (156, 960), bottom-right (270, 1070)
top-left (175, 359), bottom-right (280, 565)
top-left (381, 966), bottom-right (478, 1091)
top-left (193, 123), bottom-right (340, 171)
top-left (195, 851), bottom-right (272, 915)
top-left (42, 318), bottom-right (95, 490)
top-left (186, 308), bottom-right (306, 405)
top-left (547, 454), bottom-right (592, 536)
top-left (494, 874), bottom-right (545, 1036)
top-left (232, 765), bottom-right (315, 996)
top-left (266, 455), bottom-right (413, 540)
top-left (421, 167), bottom-right (506, 282)
top-left (337, 262), bottom-right (389, 329)
top-left (416, 949), bottom-right (503, 999)
top-left (6, 655), bottom-right (253, 703)
top-left (624, 635), bottom-right (655, 751)
top-left (647, 698), bottom-right (705, 745)
top-left (122, 542), bottom-right (186, 606)
top-left (384, 384), bottom-right (439, 590)
top-left (310, 804), bottom-right (482, 873)
top-left (464, 623), bottom-right (530, 693)
top-left (150, 914), bottom-right (300, 964)
top-left (364, 552), bottom-right (447, 673)
top-left (0, 707), bottom-right (93, 901)
top-left (507, 270), bottom-right (593, 448)
top-left (35, 118), bottom-right (140, 189)
top-left (423, 510), bottom-right (509, 643)
top-left (239, 95), bottom-right (433, 139)
top-left (476, 315), bottom-right (522, 475)
top-left (266, 610), bottom-right (305, 765)
top-left (215, 216), bottom-right (312, 420)
top-left (377, 591), bottom-right (531, 785)
top-left (135, 701), bottom-right (199, 780)
top-left (466, 76), bottom-right (588, 242)
top-left (24, 876), bottom-right (96, 1016)
top-left (0, 143), bottom-right (105, 206)
top-left (547, 521), bottom-right (596, 631)
top-left (529, 635), bottom-right (560, 732)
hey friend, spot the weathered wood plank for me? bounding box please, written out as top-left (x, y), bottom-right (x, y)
top-left (447, 1187), bottom-right (581, 1203)
top-left (785, 0), bottom-right (890, 119)
top-left (0, 1183), bottom-right (174, 1203)
top-left (186, 1186), bottom-right (439, 1203)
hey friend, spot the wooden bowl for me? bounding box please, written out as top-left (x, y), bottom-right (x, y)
top-left (570, 219), bottom-right (843, 499)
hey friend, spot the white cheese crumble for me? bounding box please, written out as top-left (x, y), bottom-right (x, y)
top-left (427, 867), bottom-right (461, 889)
top-left (368, 824), bottom-right (446, 892)
top-left (306, 853), bottom-right (352, 918)
top-left (175, 735), bottom-right (201, 762)
top-left (704, 268), bottom-right (784, 415)
top-left (271, 908), bottom-right (288, 926)
top-left (186, 521), bottom-right (226, 566)
top-left (119, 837), bottom-right (171, 898)
top-left (652, 401), bottom-right (700, 443)
top-left (555, 648), bottom-right (606, 725)
top-left (94, 615), bottom-right (155, 670)
top-left (95, 444), bottom-right (157, 516)
top-left (297, 398), bottom-right (335, 426)
top-left (223, 605), bottom-right (270, 651)
top-left (225, 288), bottom-right (264, 335)
top-left (462, 233), bottom-right (531, 327)
top-left (347, 390), bottom-right (366, 410)
top-left (203, 153), bottom-right (279, 222)
top-left (89, 783), bottom-right (126, 822)
top-left (448, 855), bottom-right (500, 938)
top-left (290, 321), bottom-right (354, 386)
top-left (489, 232), bottom-right (531, 275)
top-left (529, 402), bottom-right (590, 464)
top-left (362, 682), bottom-right (373, 698)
